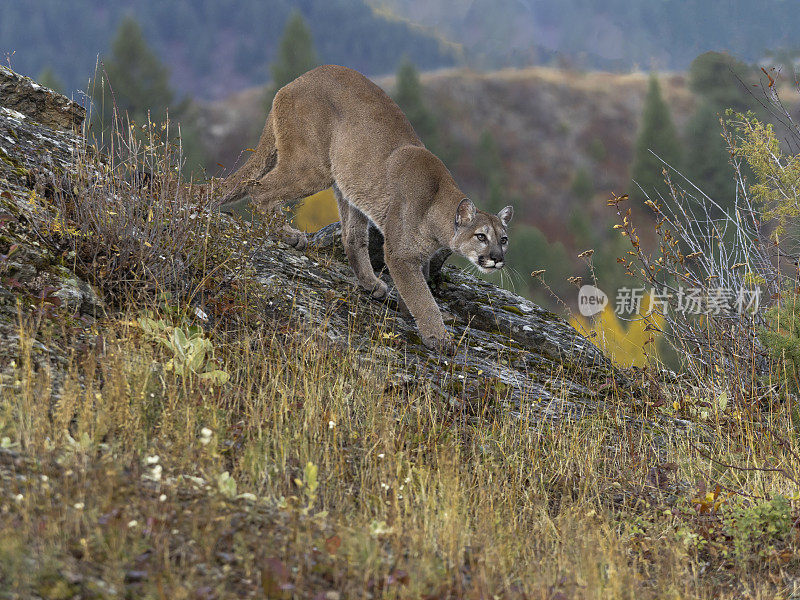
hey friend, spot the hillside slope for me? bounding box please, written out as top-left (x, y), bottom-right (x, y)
top-left (0, 64), bottom-right (642, 599)
top-left (0, 65), bottom-right (618, 426)
top-left (370, 0), bottom-right (800, 70)
top-left (405, 67), bottom-right (694, 228)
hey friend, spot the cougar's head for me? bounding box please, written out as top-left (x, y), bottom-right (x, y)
top-left (451, 199), bottom-right (513, 273)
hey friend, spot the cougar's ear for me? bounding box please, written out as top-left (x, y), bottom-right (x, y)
top-left (455, 198), bottom-right (476, 227)
top-left (497, 205), bottom-right (514, 227)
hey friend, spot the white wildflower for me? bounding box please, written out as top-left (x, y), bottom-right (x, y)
top-left (199, 427), bottom-right (213, 445)
top-left (143, 464), bottom-right (162, 482)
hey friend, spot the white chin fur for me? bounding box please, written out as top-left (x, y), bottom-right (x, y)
top-left (477, 265), bottom-right (494, 274)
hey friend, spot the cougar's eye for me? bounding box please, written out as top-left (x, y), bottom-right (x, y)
top-left (475, 233), bottom-right (487, 243)
top-left (500, 236), bottom-right (508, 245)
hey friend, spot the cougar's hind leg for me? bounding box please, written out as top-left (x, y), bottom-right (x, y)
top-left (338, 200), bottom-right (388, 300)
top-left (250, 157), bottom-right (330, 250)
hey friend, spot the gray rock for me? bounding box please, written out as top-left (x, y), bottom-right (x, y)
top-left (0, 66), bottom-right (85, 131)
top-left (0, 67), bottom-right (99, 392)
top-left (249, 222), bottom-right (621, 420)
top-left (311, 221), bottom-right (451, 282)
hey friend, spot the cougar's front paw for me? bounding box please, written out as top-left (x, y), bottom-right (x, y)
top-left (370, 280), bottom-right (389, 300)
top-left (420, 331), bottom-right (456, 356)
top-left (280, 224), bottom-right (308, 250)
top-left (291, 233), bottom-right (308, 251)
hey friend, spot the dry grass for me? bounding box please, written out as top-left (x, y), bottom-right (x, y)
top-left (2, 290), bottom-right (800, 598)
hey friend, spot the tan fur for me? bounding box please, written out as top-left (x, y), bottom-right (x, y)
top-left (221, 65), bottom-right (513, 351)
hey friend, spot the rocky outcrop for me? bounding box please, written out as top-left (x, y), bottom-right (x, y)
top-left (0, 66), bottom-right (622, 418)
top-left (0, 66), bottom-right (85, 131)
top-left (0, 69), bottom-right (101, 390)
top-left (251, 223), bottom-right (620, 419)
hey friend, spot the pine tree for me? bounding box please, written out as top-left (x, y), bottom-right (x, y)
top-left (510, 223), bottom-right (571, 305)
top-left (684, 52), bottom-right (753, 214)
top-left (684, 101), bottom-right (733, 210)
top-left (570, 167), bottom-right (593, 202)
top-left (95, 16), bottom-right (174, 126)
top-left (394, 59), bottom-right (438, 147)
top-left (91, 17), bottom-right (209, 176)
top-left (630, 74), bottom-right (683, 205)
top-left (688, 51), bottom-right (750, 113)
top-left (265, 11), bottom-right (318, 110)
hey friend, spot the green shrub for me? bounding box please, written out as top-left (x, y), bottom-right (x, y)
top-left (139, 316), bottom-right (229, 385)
top-left (726, 495), bottom-right (792, 560)
top-left (758, 294), bottom-right (800, 391)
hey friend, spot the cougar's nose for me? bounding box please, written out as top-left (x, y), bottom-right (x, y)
top-left (489, 249), bottom-right (505, 268)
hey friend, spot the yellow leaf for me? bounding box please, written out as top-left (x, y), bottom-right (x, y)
top-left (293, 188), bottom-right (339, 232)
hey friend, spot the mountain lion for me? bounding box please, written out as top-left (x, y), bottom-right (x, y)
top-left (220, 65), bottom-right (513, 351)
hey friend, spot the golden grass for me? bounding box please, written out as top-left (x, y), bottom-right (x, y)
top-left (1, 290), bottom-right (800, 598)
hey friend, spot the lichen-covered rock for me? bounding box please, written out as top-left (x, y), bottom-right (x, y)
top-left (239, 224), bottom-right (621, 420)
top-left (0, 66), bottom-right (85, 131)
top-left (0, 69), bottom-right (99, 393)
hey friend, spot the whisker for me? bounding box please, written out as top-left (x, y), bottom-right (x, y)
top-left (507, 267), bottom-right (526, 295)
top-left (505, 269), bottom-right (518, 293)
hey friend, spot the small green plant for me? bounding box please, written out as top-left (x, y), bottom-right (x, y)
top-left (758, 294), bottom-right (800, 392)
top-left (139, 316), bottom-right (229, 385)
top-left (731, 112), bottom-right (800, 237)
top-left (216, 471), bottom-right (238, 499)
top-left (294, 461), bottom-right (319, 511)
top-left (725, 495), bottom-right (792, 560)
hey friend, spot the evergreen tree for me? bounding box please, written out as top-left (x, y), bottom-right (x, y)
top-left (688, 51), bottom-right (751, 113)
top-left (37, 67), bottom-right (64, 94)
top-left (393, 58), bottom-right (438, 147)
top-left (91, 17), bottom-right (208, 176)
top-left (570, 167), bottom-right (593, 203)
top-left (510, 223), bottom-right (572, 306)
top-left (265, 11), bottom-right (318, 110)
top-left (630, 74), bottom-right (683, 205)
top-left (94, 16), bottom-right (174, 126)
top-left (684, 101), bottom-right (733, 210)
top-left (684, 52), bottom-right (753, 213)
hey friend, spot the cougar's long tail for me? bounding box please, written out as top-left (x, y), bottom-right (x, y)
top-left (219, 110), bottom-right (278, 205)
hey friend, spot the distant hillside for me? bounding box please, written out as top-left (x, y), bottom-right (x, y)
top-left (0, 0), bottom-right (458, 100)
top-left (370, 0), bottom-right (800, 70)
top-left (398, 68), bottom-right (694, 227)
